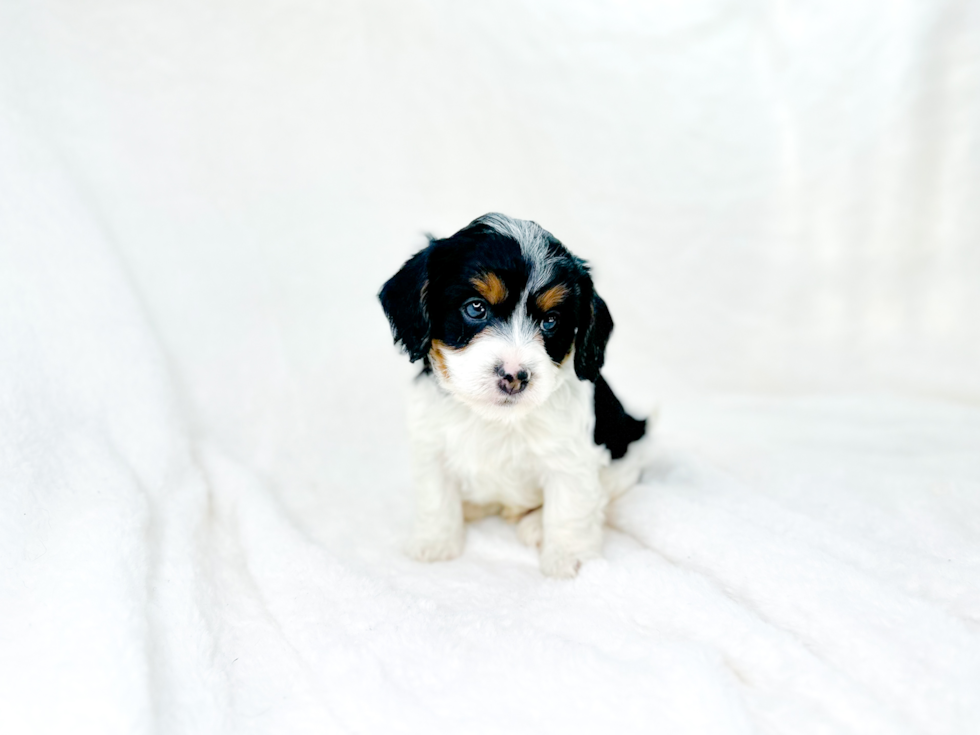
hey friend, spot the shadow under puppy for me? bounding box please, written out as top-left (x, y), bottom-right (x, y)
top-left (380, 213), bottom-right (648, 578)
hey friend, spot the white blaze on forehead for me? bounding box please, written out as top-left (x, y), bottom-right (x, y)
top-left (489, 309), bottom-right (540, 347)
top-left (473, 213), bottom-right (561, 292)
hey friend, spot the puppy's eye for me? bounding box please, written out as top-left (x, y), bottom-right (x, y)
top-left (541, 313), bottom-right (559, 333)
top-left (463, 299), bottom-right (488, 321)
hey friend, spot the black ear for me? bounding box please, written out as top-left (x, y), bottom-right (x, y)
top-left (379, 244), bottom-right (432, 362)
top-left (574, 279), bottom-right (613, 382)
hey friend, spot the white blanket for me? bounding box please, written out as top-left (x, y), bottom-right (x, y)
top-left (3, 133), bottom-right (979, 732)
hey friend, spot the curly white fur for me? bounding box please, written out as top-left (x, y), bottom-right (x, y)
top-left (406, 352), bottom-right (647, 578)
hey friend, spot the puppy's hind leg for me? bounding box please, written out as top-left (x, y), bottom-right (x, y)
top-left (515, 508), bottom-right (544, 549)
top-left (601, 414), bottom-right (657, 501)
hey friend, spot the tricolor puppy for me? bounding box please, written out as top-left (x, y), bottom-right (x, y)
top-left (380, 213), bottom-right (648, 578)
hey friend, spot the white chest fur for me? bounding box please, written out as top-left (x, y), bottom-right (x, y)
top-left (407, 365), bottom-right (610, 513)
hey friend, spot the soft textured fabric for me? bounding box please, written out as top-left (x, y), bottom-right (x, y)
top-left (1, 2), bottom-right (978, 733)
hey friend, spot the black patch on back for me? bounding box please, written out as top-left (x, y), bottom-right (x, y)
top-left (593, 374), bottom-right (646, 460)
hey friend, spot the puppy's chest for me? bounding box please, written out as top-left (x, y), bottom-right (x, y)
top-left (442, 420), bottom-right (544, 505)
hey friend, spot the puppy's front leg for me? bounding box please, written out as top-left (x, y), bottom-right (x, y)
top-left (405, 450), bottom-right (465, 563)
top-left (539, 473), bottom-right (604, 578)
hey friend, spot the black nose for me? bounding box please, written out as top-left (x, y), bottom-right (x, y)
top-left (495, 365), bottom-right (530, 396)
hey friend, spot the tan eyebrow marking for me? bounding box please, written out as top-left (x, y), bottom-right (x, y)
top-left (471, 272), bottom-right (508, 305)
top-left (536, 284), bottom-right (569, 312)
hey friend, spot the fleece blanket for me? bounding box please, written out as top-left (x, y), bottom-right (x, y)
top-left (3, 117), bottom-right (980, 734)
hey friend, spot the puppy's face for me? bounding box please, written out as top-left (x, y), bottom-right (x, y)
top-left (380, 214), bottom-right (612, 421)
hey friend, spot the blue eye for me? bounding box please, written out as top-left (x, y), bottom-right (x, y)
top-left (541, 313), bottom-right (559, 333)
top-left (463, 299), bottom-right (488, 320)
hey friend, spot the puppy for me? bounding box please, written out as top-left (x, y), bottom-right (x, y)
top-left (380, 213), bottom-right (648, 578)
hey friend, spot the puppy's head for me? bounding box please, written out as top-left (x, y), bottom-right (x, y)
top-left (380, 213), bottom-right (612, 420)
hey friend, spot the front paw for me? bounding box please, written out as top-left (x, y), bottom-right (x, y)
top-left (539, 546), bottom-right (587, 579)
top-left (405, 530), bottom-right (465, 563)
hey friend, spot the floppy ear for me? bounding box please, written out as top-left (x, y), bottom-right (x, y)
top-left (574, 279), bottom-right (614, 382)
top-left (379, 244), bottom-right (432, 362)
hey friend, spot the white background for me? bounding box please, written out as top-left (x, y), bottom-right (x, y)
top-left (3, 0), bottom-right (978, 472)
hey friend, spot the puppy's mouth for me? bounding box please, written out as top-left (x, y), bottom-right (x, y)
top-left (482, 387), bottom-right (536, 417)
top-left (492, 384), bottom-right (541, 412)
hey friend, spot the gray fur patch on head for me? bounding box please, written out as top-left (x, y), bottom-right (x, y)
top-left (473, 213), bottom-right (560, 291)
